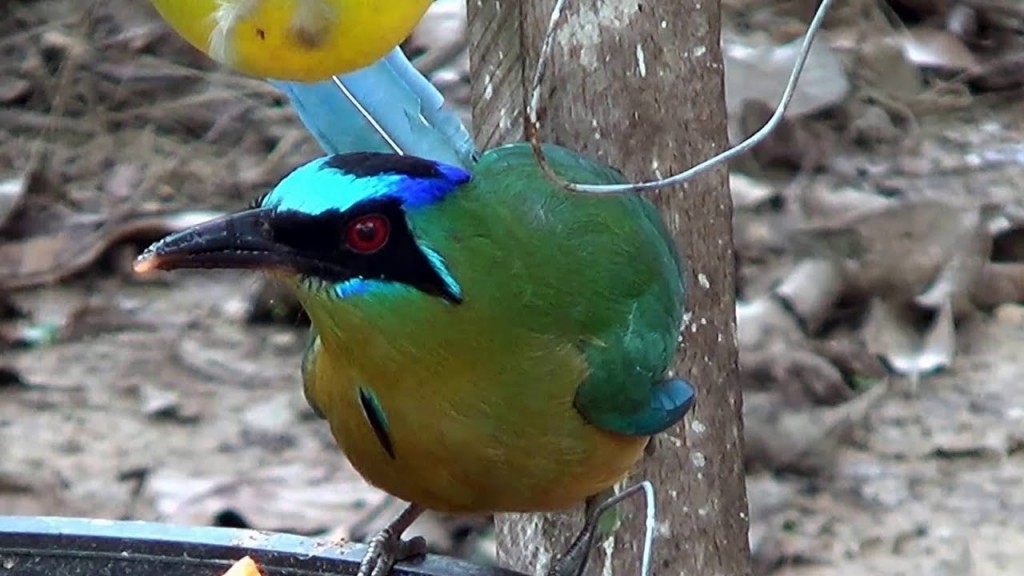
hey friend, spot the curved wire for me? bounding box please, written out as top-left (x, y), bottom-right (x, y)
top-left (526, 0), bottom-right (836, 194)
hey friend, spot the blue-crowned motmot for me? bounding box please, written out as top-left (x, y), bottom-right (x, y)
top-left (136, 143), bottom-right (695, 576)
top-left (140, 4), bottom-right (695, 575)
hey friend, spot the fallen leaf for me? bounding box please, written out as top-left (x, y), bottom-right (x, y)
top-left (730, 173), bottom-right (779, 209)
top-left (987, 263), bottom-right (1024, 303)
top-left (724, 30), bottom-right (849, 167)
top-left (148, 463), bottom-right (386, 535)
top-left (0, 209), bottom-right (225, 290)
top-left (968, 52), bottom-right (1024, 92)
top-left (0, 170), bottom-right (32, 232)
top-left (956, 2), bottom-right (1024, 91)
top-left (845, 35), bottom-right (925, 100)
top-left (915, 251), bottom-right (976, 309)
top-left (139, 386), bottom-right (200, 422)
top-left (0, 77), bottom-right (32, 104)
top-left (724, 32), bottom-right (851, 123)
top-left (736, 295), bottom-right (804, 353)
top-left (798, 185), bottom-right (896, 223)
top-left (792, 199), bottom-right (993, 312)
top-left (863, 297), bottom-right (956, 384)
top-left (736, 100), bottom-right (836, 171)
top-left (813, 335), bottom-right (889, 383)
top-left (741, 345), bottom-right (852, 407)
top-left (743, 380), bottom-right (888, 477)
top-left (773, 258), bottom-right (846, 334)
top-left (845, 101), bottom-right (906, 147)
top-left (902, 26), bottom-right (979, 73)
top-left (992, 302), bottom-right (1024, 326)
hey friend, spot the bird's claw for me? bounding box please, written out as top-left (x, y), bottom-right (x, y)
top-left (546, 542), bottom-right (590, 576)
top-left (547, 481), bottom-right (658, 576)
top-left (546, 517), bottom-right (599, 576)
top-left (357, 529), bottom-right (427, 576)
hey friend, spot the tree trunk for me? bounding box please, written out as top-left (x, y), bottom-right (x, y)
top-left (467, 1), bottom-right (751, 575)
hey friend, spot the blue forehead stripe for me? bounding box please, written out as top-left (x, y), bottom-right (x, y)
top-left (261, 156), bottom-right (471, 215)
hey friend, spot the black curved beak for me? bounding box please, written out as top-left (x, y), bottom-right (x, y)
top-left (134, 208), bottom-right (296, 274)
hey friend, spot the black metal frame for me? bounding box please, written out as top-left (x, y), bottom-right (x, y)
top-left (0, 516), bottom-right (525, 576)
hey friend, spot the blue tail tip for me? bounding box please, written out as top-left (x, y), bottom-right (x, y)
top-left (658, 377), bottom-right (696, 417)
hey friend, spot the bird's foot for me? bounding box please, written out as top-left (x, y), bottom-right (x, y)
top-left (357, 503), bottom-right (428, 576)
top-left (357, 530), bottom-right (426, 576)
top-left (546, 528), bottom-right (594, 576)
top-left (546, 481), bottom-right (657, 576)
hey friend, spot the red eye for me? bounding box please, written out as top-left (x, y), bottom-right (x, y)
top-left (346, 214), bottom-right (390, 253)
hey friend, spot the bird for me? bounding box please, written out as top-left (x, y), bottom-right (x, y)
top-left (142, 4), bottom-right (694, 574)
top-left (134, 142), bottom-right (696, 576)
top-left (148, 0), bottom-right (433, 81)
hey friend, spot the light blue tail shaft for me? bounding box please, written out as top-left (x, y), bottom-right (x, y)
top-left (269, 48), bottom-right (478, 169)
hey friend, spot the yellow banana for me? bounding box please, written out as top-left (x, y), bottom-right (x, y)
top-left (149, 0), bottom-right (432, 81)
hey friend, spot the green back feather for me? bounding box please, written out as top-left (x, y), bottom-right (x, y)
top-left (409, 143), bottom-right (686, 435)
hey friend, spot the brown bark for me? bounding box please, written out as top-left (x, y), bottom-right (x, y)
top-left (468, 0), bottom-right (750, 575)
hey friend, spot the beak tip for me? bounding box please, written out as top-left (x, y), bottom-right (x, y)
top-left (133, 252), bottom-right (161, 274)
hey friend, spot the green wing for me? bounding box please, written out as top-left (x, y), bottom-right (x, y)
top-left (478, 144), bottom-right (695, 437)
top-left (410, 143), bottom-right (695, 437)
